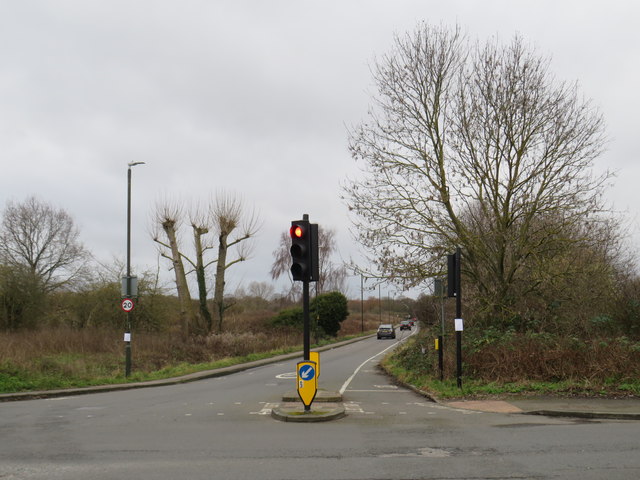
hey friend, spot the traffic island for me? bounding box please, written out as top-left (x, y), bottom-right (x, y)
top-left (271, 402), bottom-right (346, 423)
top-left (281, 389), bottom-right (343, 403)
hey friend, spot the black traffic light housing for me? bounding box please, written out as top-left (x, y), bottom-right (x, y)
top-left (290, 216), bottom-right (319, 282)
top-left (447, 249), bottom-right (460, 298)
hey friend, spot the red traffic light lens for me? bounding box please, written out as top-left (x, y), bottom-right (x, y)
top-left (290, 225), bottom-right (304, 238)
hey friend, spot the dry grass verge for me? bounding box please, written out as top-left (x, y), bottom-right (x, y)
top-left (0, 311), bottom-right (381, 393)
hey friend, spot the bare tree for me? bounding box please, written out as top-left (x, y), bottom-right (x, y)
top-left (152, 201), bottom-right (198, 339)
top-left (246, 281), bottom-right (275, 300)
top-left (152, 193), bottom-right (259, 335)
top-left (0, 196), bottom-right (89, 293)
top-left (269, 231), bottom-right (302, 301)
top-left (316, 228), bottom-right (348, 294)
top-left (269, 232), bottom-right (292, 281)
top-left (189, 203), bottom-right (216, 332)
top-left (211, 192), bottom-right (260, 332)
top-left (343, 23), bottom-right (610, 325)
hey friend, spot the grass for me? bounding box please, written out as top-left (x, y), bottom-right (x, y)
top-left (381, 332), bottom-right (640, 400)
top-left (382, 354), bottom-right (640, 400)
top-left (10, 309), bottom-right (639, 400)
top-left (0, 312), bottom-right (381, 394)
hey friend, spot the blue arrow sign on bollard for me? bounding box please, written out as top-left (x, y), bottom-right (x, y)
top-left (297, 360), bottom-right (318, 408)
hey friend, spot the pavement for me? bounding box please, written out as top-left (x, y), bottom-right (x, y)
top-left (270, 391), bottom-right (640, 423)
top-left (398, 378), bottom-right (640, 421)
top-left (444, 396), bottom-right (640, 420)
top-left (1, 335), bottom-right (639, 422)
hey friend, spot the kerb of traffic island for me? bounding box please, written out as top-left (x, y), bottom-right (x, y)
top-left (271, 390), bottom-right (346, 423)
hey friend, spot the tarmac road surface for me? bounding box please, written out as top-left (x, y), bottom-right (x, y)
top-left (1, 327), bottom-right (639, 480)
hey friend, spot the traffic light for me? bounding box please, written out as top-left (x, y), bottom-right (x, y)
top-left (447, 251), bottom-right (459, 298)
top-left (290, 218), bottom-right (319, 282)
top-left (290, 220), bottom-right (311, 281)
top-left (309, 223), bottom-right (319, 281)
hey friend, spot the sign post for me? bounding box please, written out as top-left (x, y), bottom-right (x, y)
top-left (448, 247), bottom-right (463, 389)
top-left (124, 161), bottom-right (144, 378)
top-left (434, 278), bottom-right (445, 381)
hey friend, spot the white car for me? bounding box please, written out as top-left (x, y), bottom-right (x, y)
top-left (377, 324), bottom-right (396, 339)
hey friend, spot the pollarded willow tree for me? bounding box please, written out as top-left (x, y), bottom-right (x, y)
top-left (343, 24), bottom-right (611, 326)
top-left (153, 192), bottom-right (259, 337)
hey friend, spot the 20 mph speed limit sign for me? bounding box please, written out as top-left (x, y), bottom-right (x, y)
top-left (121, 298), bottom-right (135, 312)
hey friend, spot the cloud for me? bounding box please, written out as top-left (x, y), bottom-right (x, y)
top-left (0, 0), bottom-right (637, 298)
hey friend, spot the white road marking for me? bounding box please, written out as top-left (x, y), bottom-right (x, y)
top-left (380, 447), bottom-right (451, 458)
top-left (250, 403), bottom-right (278, 415)
top-left (339, 327), bottom-right (418, 395)
top-left (344, 402), bottom-right (364, 413)
top-left (338, 342), bottom-right (399, 395)
top-left (345, 389), bottom-right (406, 393)
top-left (344, 402), bottom-right (375, 415)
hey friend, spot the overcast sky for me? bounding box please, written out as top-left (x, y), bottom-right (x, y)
top-left (0, 1), bottom-right (638, 299)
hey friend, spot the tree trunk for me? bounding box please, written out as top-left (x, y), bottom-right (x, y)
top-left (162, 220), bottom-right (196, 340)
top-left (213, 231), bottom-right (228, 333)
top-left (193, 225), bottom-right (213, 332)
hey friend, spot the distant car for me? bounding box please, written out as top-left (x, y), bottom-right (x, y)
top-left (377, 324), bottom-right (396, 339)
top-left (399, 320), bottom-right (412, 331)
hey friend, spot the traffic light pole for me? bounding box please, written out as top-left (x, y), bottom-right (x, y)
top-left (448, 248), bottom-right (463, 389)
top-left (302, 279), bottom-right (311, 411)
top-left (455, 247), bottom-right (462, 389)
top-left (303, 279), bottom-right (310, 362)
top-left (289, 214), bottom-right (318, 412)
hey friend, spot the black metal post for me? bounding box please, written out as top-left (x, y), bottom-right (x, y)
top-left (438, 334), bottom-right (444, 381)
top-left (303, 279), bottom-right (310, 362)
top-left (455, 247), bottom-right (462, 389)
top-left (125, 166), bottom-right (132, 377)
top-left (302, 278), bottom-right (311, 411)
top-left (436, 277), bottom-right (445, 382)
top-left (125, 161), bottom-right (144, 377)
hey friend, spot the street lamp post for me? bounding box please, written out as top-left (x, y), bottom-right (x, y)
top-left (125, 161), bottom-right (145, 377)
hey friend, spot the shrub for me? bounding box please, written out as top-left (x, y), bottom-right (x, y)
top-left (270, 306), bottom-right (303, 329)
top-left (311, 291), bottom-right (349, 337)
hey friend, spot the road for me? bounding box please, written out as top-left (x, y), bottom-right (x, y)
top-left (1, 327), bottom-right (639, 480)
